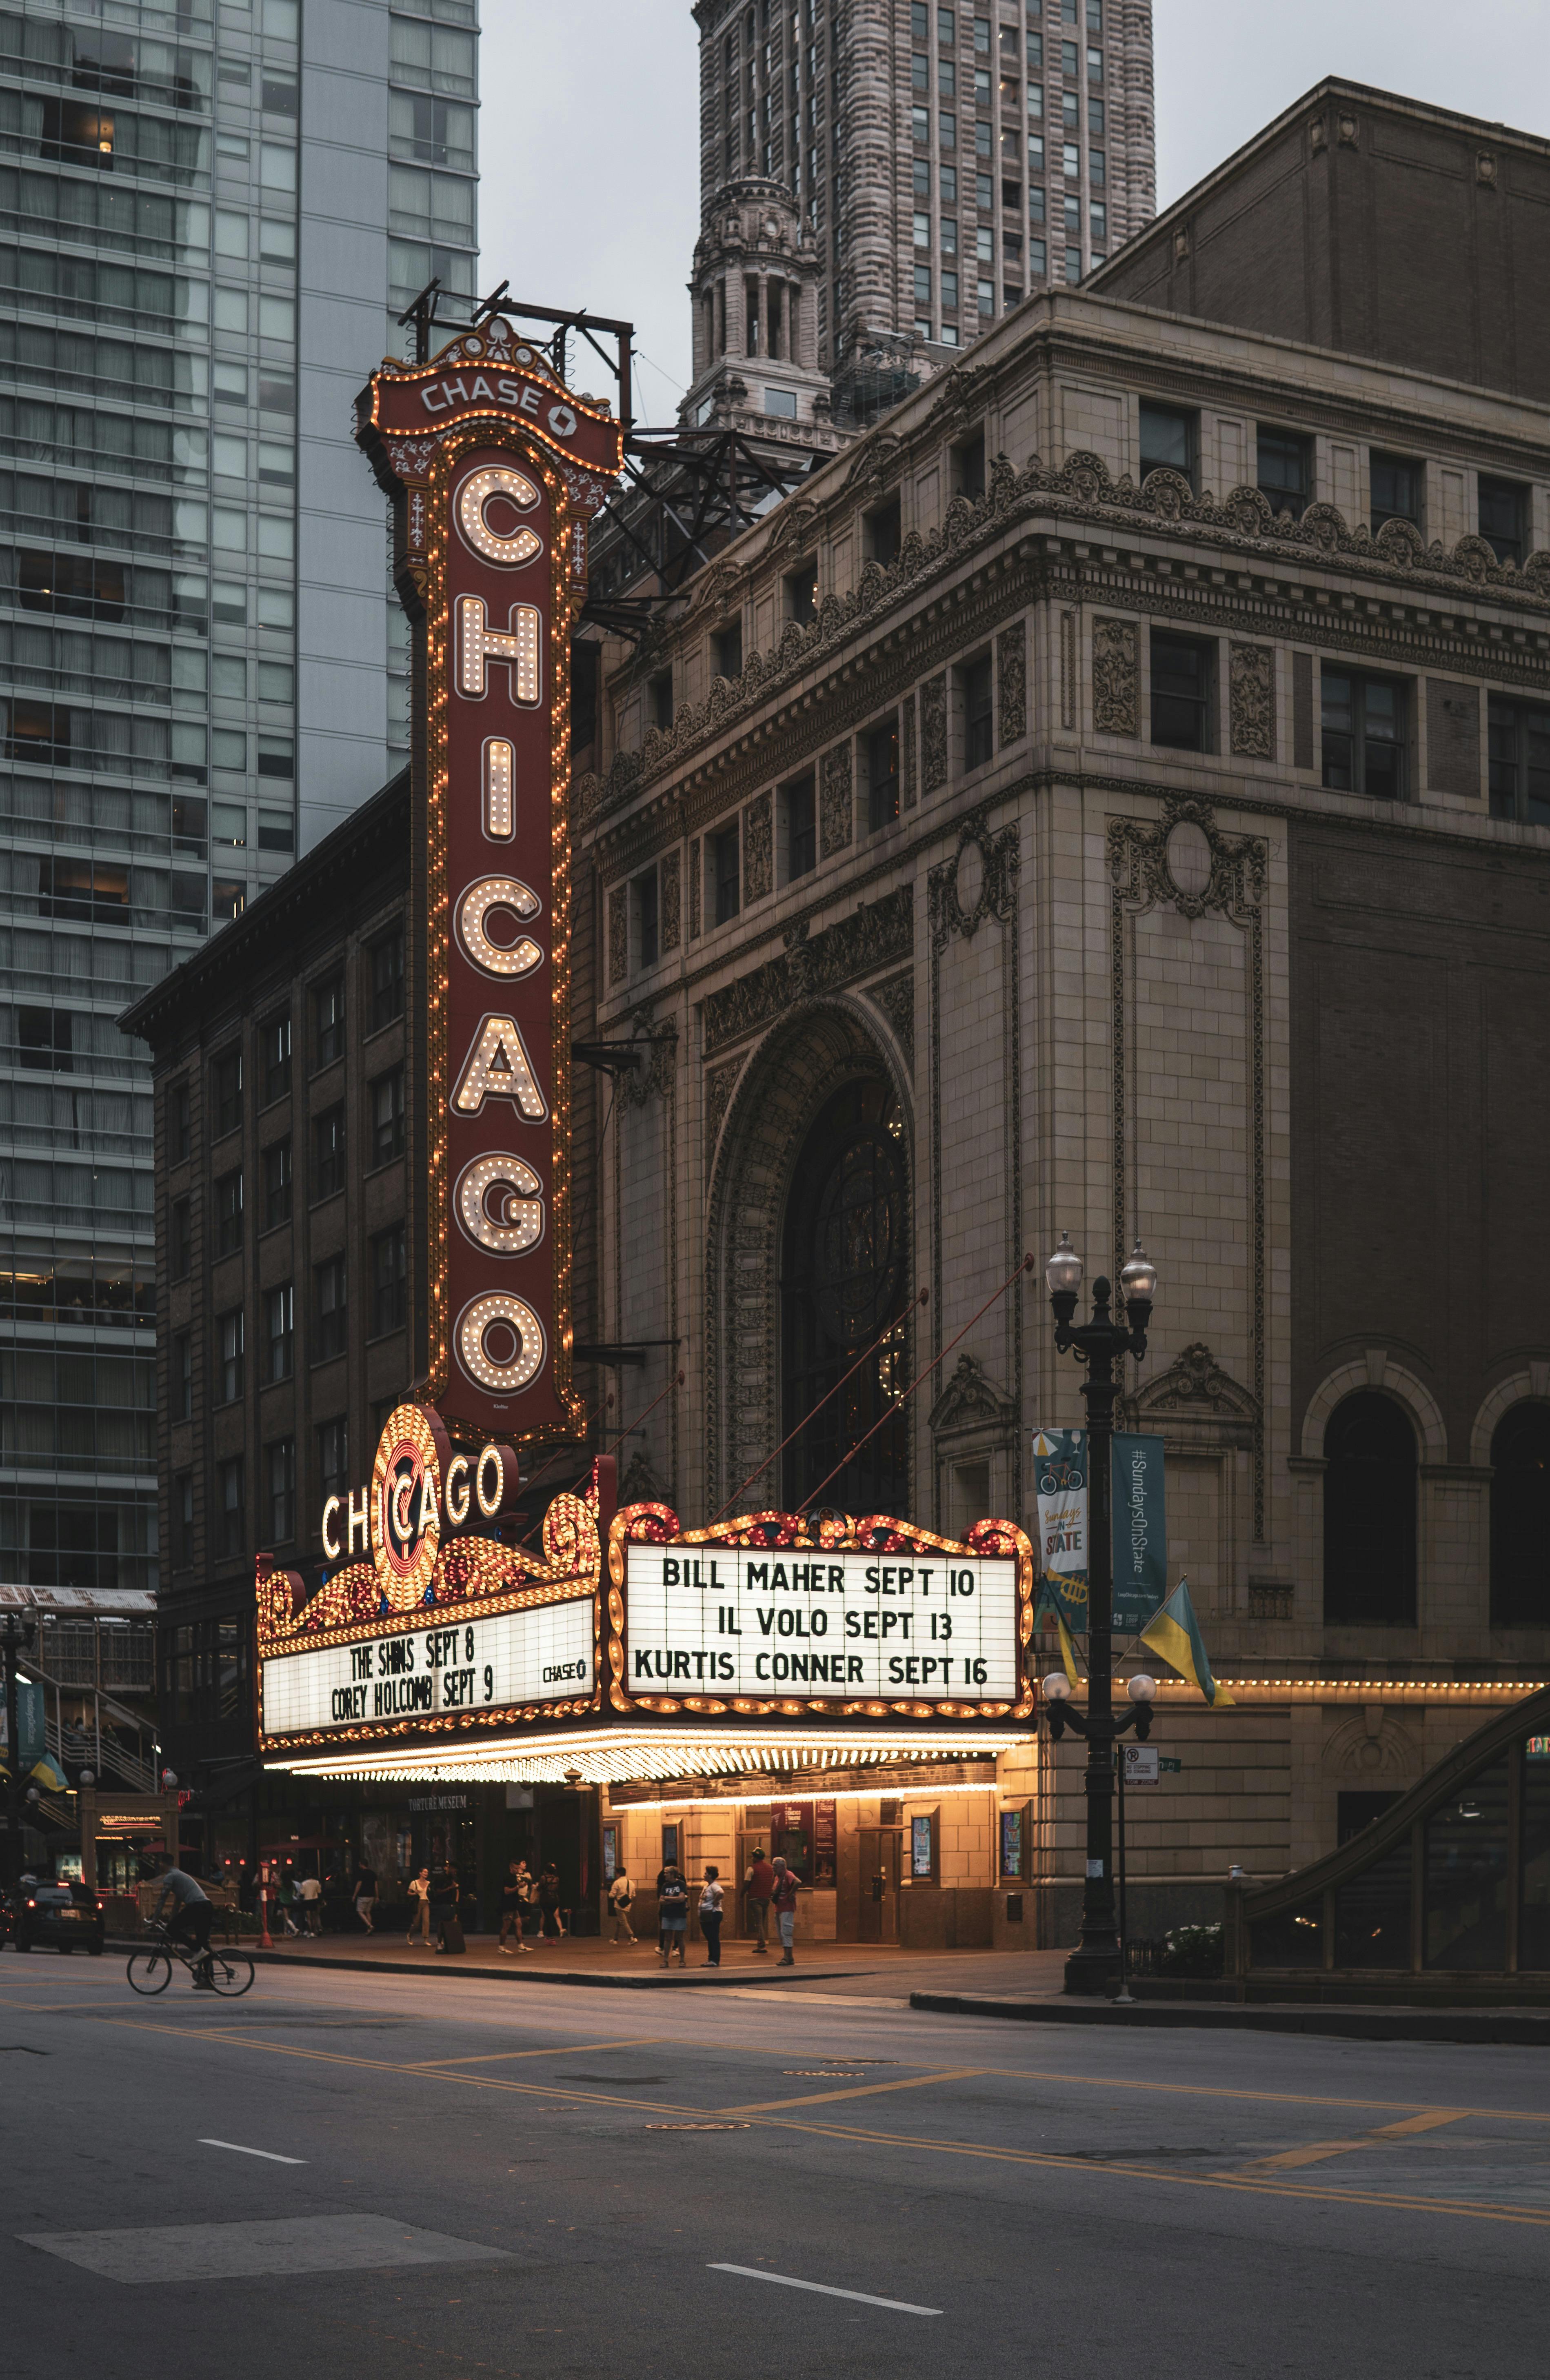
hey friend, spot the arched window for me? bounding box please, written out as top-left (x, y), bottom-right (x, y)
top-left (1491, 1403), bottom-right (1550, 1627)
top-left (1323, 1390), bottom-right (1417, 1625)
top-left (780, 1078), bottom-right (909, 1516)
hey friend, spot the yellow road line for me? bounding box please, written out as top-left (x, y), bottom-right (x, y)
top-left (977, 2071), bottom-right (1550, 2126)
top-left (747, 2109), bottom-right (1550, 2229)
top-left (721, 2068), bottom-right (991, 2116)
top-left (402, 2037), bottom-right (662, 2069)
top-left (1219, 2106), bottom-right (1472, 2176)
top-left (89, 2015), bottom-right (1550, 2231)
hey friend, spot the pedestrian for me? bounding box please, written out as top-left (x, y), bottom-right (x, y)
top-left (698, 1865), bottom-right (724, 1967)
top-left (429, 1862), bottom-right (458, 1952)
top-left (498, 1860), bottom-right (530, 1956)
top-left (298, 1871), bottom-right (323, 1937)
top-left (658, 1865), bottom-right (688, 1967)
top-left (405, 1866), bottom-right (432, 1946)
top-left (745, 1844), bottom-right (775, 1954)
top-left (353, 1860), bottom-right (377, 1936)
top-left (276, 1872), bottom-right (301, 1937)
top-left (771, 1855), bottom-right (799, 1965)
top-left (608, 1866), bottom-right (637, 1944)
top-left (537, 1862), bottom-right (564, 1942)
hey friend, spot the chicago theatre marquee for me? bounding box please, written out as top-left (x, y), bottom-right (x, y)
top-left (248, 326), bottom-right (1041, 1946)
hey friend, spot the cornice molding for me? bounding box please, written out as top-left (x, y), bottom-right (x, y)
top-left (581, 447), bottom-right (1550, 851)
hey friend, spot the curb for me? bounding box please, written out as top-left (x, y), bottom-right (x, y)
top-left (104, 1939), bottom-right (866, 1990)
top-left (908, 1991), bottom-right (1550, 2044)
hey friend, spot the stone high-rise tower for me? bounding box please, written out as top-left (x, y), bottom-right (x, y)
top-left (691, 0), bottom-right (1155, 415)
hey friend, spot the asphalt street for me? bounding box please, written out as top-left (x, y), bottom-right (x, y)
top-left (1, 1948), bottom-right (1546, 2379)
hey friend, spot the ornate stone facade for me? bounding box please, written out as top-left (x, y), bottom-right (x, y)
top-left (1093, 615), bottom-right (1139, 735)
top-left (743, 788), bottom-right (773, 901)
top-left (576, 267), bottom-right (1550, 1894)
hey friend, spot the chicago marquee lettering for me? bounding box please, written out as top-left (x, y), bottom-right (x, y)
top-left (356, 327), bottom-right (620, 1442)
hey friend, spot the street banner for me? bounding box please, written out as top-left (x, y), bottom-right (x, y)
top-left (1031, 1427), bottom-right (1168, 1637)
top-left (1111, 1430), bottom-right (1168, 1635)
top-left (0, 1677), bottom-right (44, 1768)
top-left (1032, 1428), bottom-right (1088, 1630)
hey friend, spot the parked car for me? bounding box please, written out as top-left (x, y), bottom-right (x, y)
top-left (3, 1881), bottom-right (106, 1955)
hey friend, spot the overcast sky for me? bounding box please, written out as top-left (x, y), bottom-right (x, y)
top-left (479, 1), bottom-right (1550, 415)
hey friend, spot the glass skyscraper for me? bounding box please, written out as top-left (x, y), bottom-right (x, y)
top-left (0, 0), bottom-right (479, 1593)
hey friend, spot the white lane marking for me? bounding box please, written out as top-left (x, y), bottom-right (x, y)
top-left (198, 2140), bottom-right (307, 2165)
top-left (708, 2263), bottom-right (940, 2315)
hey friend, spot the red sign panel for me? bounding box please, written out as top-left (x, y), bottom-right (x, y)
top-left (357, 326), bottom-right (621, 1448)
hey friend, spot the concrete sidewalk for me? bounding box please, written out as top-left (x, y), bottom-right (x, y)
top-left (193, 1927), bottom-right (1073, 1999)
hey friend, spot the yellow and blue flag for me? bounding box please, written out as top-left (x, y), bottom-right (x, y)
top-left (1140, 1575), bottom-right (1235, 1708)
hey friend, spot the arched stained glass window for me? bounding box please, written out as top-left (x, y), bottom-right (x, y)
top-left (780, 1078), bottom-right (909, 1517)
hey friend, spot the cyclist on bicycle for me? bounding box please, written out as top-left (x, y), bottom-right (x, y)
top-left (154, 1859), bottom-right (215, 1989)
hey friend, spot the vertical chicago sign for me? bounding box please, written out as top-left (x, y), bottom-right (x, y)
top-left (356, 328), bottom-right (622, 1448)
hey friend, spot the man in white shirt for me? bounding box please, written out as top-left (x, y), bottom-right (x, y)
top-left (297, 1873), bottom-right (323, 1937)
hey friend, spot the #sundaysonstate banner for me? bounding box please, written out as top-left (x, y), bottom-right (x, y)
top-left (1032, 1427), bottom-right (1167, 1636)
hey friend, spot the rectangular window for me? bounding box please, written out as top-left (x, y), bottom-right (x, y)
top-left (912, 104), bottom-right (929, 144)
top-left (938, 6), bottom-right (954, 43)
top-left (1029, 184), bottom-right (1046, 224)
top-left (312, 1104), bottom-right (345, 1201)
top-left (217, 1306), bottom-right (244, 1404)
top-left (171, 1079), bottom-right (191, 1162)
top-left (866, 718), bottom-right (900, 832)
top-left (171, 1195), bottom-right (192, 1280)
top-left (214, 1168), bottom-right (244, 1257)
top-left (912, 49), bottom-right (929, 89)
top-left (1488, 696), bottom-right (1550, 826)
top-left (963, 656), bottom-right (994, 769)
top-left (1029, 235), bottom-right (1046, 274)
top-left (317, 1416), bottom-right (348, 1508)
top-left (633, 869), bottom-right (660, 969)
top-left (261, 1011), bottom-right (291, 1103)
top-left (212, 1045), bottom-right (242, 1137)
top-left (314, 1255), bottom-right (347, 1361)
top-left (940, 216), bottom-right (958, 254)
top-left (1061, 38), bottom-right (1078, 74)
top-left (1090, 198), bottom-right (1106, 242)
top-left (1090, 146), bottom-right (1105, 185)
top-left (784, 561), bottom-right (817, 624)
top-left (173, 1470), bottom-right (194, 1570)
top-left (942, 267), bottom-right (959, 311)
top-left (914, 208), bottom-right (931, 247)
top-left (866, 496), bottom-right (902, 564)
top-left (942, 111), bottom-right (957, 149)
top-left (1370, 452), bottom-right (1421, 532)
top-left (1088, 93), bottom-right (1104, 136)
top-left (1063, 193), bottom-right (1081, 237)
top-left (263, 1137), bottom-right (292, 1230)
top-left (266, 1437), bottom-right (296, 1545)
top-left (782, 774), bottom-right (816, 881)
top-left (942, 162), bottom-right (957, 205)
top-left (913, 157), bottom-right (932, 202)
top-left (1139, 400), bottom-right (1197, 489)
top-left (174, 1330), bottom-right (192, 1422)
top-left (713, 621), bottom-right (743, 679)
top-left (1063, 140), bottom-right (1080, 179)
top-left (1321, 670), bottom-right (1406, 799)
top-left (266, 1281), bottom-right (293, 1382)
top-left (711, 823), bottom-right (740, 925)
top-left (371, 1068), bottom-right (406, 1165)
top-left (1028, 28), bottom-right (1044, 69)
top-left (371, 1223), bottom-right (407, 1337)
top-left (1257, 425), bottom-right (1312, 520)
top-left (939, 58), bottom-right (956, 98)
top-left (370, 929), bottom-right (405, 1030)
top-left (218, 1455), bottom-right (245, 1559)
top-left (1151, 634), bottom-right (1214, 752)
top-left (312, 974), bottom-right (344, 1068)
top-left (914, 261), bottom-right (932, 307)
top-left (1478, 475), bottom-right (1526, 566)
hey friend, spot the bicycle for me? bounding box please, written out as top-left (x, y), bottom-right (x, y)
top-left (127, 1918), bottom-right (254, 1997)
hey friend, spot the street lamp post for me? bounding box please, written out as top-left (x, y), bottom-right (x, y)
top-left (1042, 1234), bottom-right (1159, 1996)
top-left (1, 1608), bottom-right (38, 1893)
